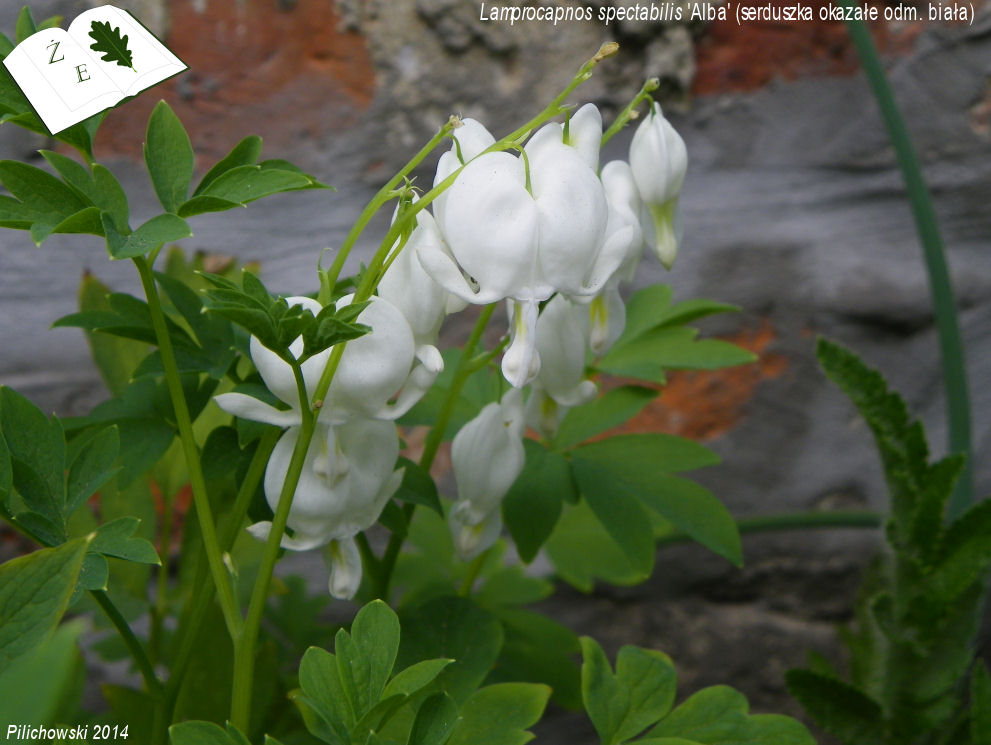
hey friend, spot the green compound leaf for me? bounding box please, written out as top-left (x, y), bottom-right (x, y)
top-left (0, 538), bottom-right (89, 673)
top-left (972, 662), bottom-right (991, 745)
top-left (581, 637), bottom-right (677, 745)
top-left (647, 685), bottom-right (817, 745)
top-left (88, 20), bottom-right (134, 70)
top-left (446, 682), bottom-right (551, 745)
top-left (91, 516), bottom-right (161, 565)
top-left (503, 439), bottom-right (573, 564)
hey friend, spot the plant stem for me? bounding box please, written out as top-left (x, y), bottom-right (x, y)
top-left (230, 364), bottom-right (314, 731)
top-left (655, 510), bottom-right (884, 551)
top-left (133, 255), bottom-right (242, 638)
top-left (601, 77), bottom-right (660, 147)
top-left (154, 428), bottom-right (278, 745)
top-left (843, 14), bottom-right (973, 518)
top-left (374, 304), bottom-right (498, 601)
top-left (92, 590), bottom-right (164, 696)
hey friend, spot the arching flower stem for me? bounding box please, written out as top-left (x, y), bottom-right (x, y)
top-left (372, 303), bottom-right (498, 602)
top-left (601, 77), bottom-right (661, 147)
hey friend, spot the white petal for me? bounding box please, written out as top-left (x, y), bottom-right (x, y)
top-left (450, 505), bottom-right (503, 560)
top-left (246, 521), bottom-right (333, 551)
top-left (566, 103), bottom-right (603, 171)
top-left (326, 536), bottom-right (363, 599)
top-left (529, 143), bottom-right (608, 296)
top-left (502, 299), bottom-right (541, 388)
top-left (630, 102), bottom-right (687, 207)
top-left (451, 387), bottom-right (525, 521)
top-left (439, 152), bottom-right (549, 303)
top-left (214, 392), bottom-right (300, 427)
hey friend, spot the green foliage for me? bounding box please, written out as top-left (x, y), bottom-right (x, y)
top-left (595, 285), bottom-right (755, 383)
top-left (200, 270), bottom-right (370, 366)
top-left (789, 338), bottom-right (986, 745)
top-left (0, 621), bottom-right (85, 729)
top-left (580, 639), bottom-right (816, 745)
top-left (0, 538), bottom-right (89, 672)
top-left (294, 601), bottom-right (454, 745)
top-left (645, 685), bottom-right (818, 745)
top-left (88, 20), bottom-right (134, 70)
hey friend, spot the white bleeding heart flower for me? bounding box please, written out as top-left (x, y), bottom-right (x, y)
top-left (586, 285), bottom-right (627, 357)
top-left (214, 295), bottom-right (442, 426)
top-left (525, 295), bottom-right (597, 438)
top-left (601, 160), bottom-right (645, 284)
top-left (323, 294), bottom-right (443, 422)
top-left (449, 388), bottom-right (525, 558)
top-left (629, 101), bottom-right (687, 269)
top-left (420, 116), bottom-right (631, 387)
top-left (247, 417), bottom-right (403, 599)
top-left (378, 204), bottom-right (465, 348)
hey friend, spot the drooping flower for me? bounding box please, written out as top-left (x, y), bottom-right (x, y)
top-left (449, 388), bottom-right (526, 558)
top-left (215, 295), bottom-right (443, 427)
top-left (419, 113), bottom-right (631, 387)
top-left (629, 101), bottom-right (687, 269)
top-left (378, 203), bottom-right (465, 348)
top-left (247, 417), bottom-right (403, 599)
top-left (524, 294), bottom-right (596, 439)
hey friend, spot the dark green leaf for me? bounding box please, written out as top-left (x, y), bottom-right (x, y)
top-left (39, 150), bottom-right (94, 199)
top-left (76, 552), bottom-right (109, 593)
top-left (571, 457), bottom-right (656, 580)
top-left (393, 458), bottom-right (442, 515)
top-left (600, 327), bottom-right (756, 381)
top-left (91, 517), bottom-right (160, 564)
top-left (201, 427), bottom-right (242, 482)
top-left (503, 440), bottom-right (572, 563)
top-left (194, 135), bottom-right (263, 196)
top-left (447, 683), bottom-right (551, 745)
top-left (398, 596), bottom-right (503, 704)
top-left (648, 684), bottom-right (817, 745)
top-left (580, 637), bottom-right (677, 745)
top-left (104, 212), bottom-right (192, 260)
top-left (490, 608), bottom-right (581, 709)
top-left (176, 195), bottom-right (242, 218)
top-left (199, 165), bottom-right (314, 205)
top-left (15, 8), bottom-right (37, 44)
top-left (0, 433), bottom-right (10, 509)
top-left (573, 433), bottom-right (720, 474)
top-left (785, 669), bottom-right (884, 745)
top-left (0, 33), bottom-right (13, 58)
top-left (344, 600), bottom-right (401, 717)
top-left (88, 20), bottom-right (134, 69)
top-left (169, 721), bottom-right (238, 745)
top-left (0, 621), bottom-right (84, 729)
top-left (301, 302), bottom-right (370, 360)
top-left (0, 538), bottom-right (89, 672)
top-left (619, 285), bottom-right (673, 342)
top-left (553, 385), bottom-right (658, 451)
top-left (144, 101), bottom-right (194, 213)
top-left (544, 499), bottom-right (652, 591)
top-left (382, 658), bottom-right (453, 699)
top-left (0, 387), bottom-right (65, 530)
top-left (297, 646), bottom-right (352, 739)
top-left (409, 692), bottom-right (459, 745)
top-left (92, 164), bottom-right (130, 231)
top-left (637, 475), bottom-right (742, 567)
top-left (973, 662), bottom-right (991, 745)
top-left (66, 425), bottom-right (119, 515)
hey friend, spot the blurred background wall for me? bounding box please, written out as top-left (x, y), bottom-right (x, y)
top-left (1, 1), bottom-right (990, 740)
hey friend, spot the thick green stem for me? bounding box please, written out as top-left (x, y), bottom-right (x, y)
top-left (374, 304), bottom-right (498, 601)
top-left (133, 255), bottom-right (241, 637)
top-left (230, 364), bottom-right (314, 731)
top-left (843, 15), bottom-right (973, 518)
top-left (154, 428), bottom-right (278, 745)
top-left (655, 510), bottom-right (884, 551)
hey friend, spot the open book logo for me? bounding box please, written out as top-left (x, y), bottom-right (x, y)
top-left (89, 20), bottom-right (136, 72)
top-left (2, 4), bottom-right (186, 134)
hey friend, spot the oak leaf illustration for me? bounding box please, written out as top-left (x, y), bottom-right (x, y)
top-left (88, 20), bottom-right (135, 71)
